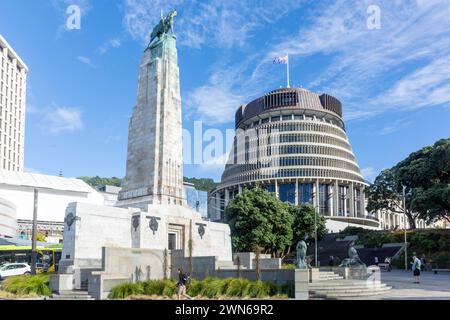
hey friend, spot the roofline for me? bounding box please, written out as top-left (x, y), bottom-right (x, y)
top-left (0, 34), bottom-right (28, 72)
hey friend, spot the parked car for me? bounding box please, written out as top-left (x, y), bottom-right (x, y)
top-left (0, 263), bottom-right (31, 280)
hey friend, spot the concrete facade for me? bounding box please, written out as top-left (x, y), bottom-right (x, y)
top-left (0, 196), bottom-right (16, 237)
top-left (0, 35), bottom-right (27, 173)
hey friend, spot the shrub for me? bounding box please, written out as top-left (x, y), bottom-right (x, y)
top-left (161, 279), bottom-right (176, 297)
top-left (225, 278), bottom-right (251, 297)
top-left (109, 278), bottom-right (290, 299)
top-left (141, 280), bottom-right (166, 296)
top-left (280, 281), bottom-right (294, 298)
top-left (2, 274), bottom-right (51, 297)
top-left (108, 283), bottom-right (143, 299)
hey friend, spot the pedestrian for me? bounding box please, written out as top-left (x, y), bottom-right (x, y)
top-left (384, 257), bottom-right (392, 272)
top-left (421, 256), bottom-right (427, 271)
top-left (176, 268), bottom-right (193, 300)
top-left (329, 256), bottom-right (334, 266)
top-left (374, 256), bottom-right (379, 266)
top-left (411, 256), bottom-right (421, 283)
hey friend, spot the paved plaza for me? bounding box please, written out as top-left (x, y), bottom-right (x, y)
top-left (367, 270), bottom-right (450, 300)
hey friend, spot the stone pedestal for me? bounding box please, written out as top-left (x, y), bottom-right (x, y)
top-left (309, 268), bottom-right (320, 282)
top-left (49, 274), bottom-right (74, 293)
top-left (294, 269), bottom-right (310, 300)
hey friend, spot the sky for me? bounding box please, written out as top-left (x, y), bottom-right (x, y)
top-left (1, 0), bottom-right (449, 183)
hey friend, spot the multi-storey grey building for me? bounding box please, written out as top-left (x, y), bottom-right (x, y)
top-left (210, 87), bottom-right (380, 232)
top-left (0, 35), bottom-right (27, 172)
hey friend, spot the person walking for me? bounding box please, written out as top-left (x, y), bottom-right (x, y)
top-left (421, 256), bottom-right (427, 271)
top-left (411, 256), bottom-right (421, 283)
top-left (374, 256), bottom-right (379, 266)
top-left (176, 268), bottom-right (193, 300)
top-left (329, 256), bottom-right (334, 266)
top-left (384, 257), bottom-right (392, 272)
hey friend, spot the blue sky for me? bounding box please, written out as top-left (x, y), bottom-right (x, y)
top-left (1, 0), bottom-right (449, 182)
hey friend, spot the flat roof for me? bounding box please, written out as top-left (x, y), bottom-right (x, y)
top-left (0, 169), bottom-right (98, 194)
top-left (0, 34), bottom-right (28, 72)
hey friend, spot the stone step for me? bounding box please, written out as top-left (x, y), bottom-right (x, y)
top-left (312, 288), bottom-right (392, 299)
top-left (310, 280), bottom-right (386, 286)
top-left (310, 286), bottom-right (391, 294)
top-left (309, 284), bottom-right (388, 290)
top-left (51, 290), bottom-right (94, 300)
top-left (317, 276), bottom-right (344, 280)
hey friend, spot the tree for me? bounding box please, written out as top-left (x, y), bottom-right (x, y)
top-left (367, 138), bottom-right (450, 228)
top-left (288, 204), bottom-right (327, 244)
top-left (366, 169), bottom-right (419, 229)
top-left (183, 177), bottom-right (218, 192)
top-left (224, 187), bottom-right (293, 258)
top-left (78, 176), bottom-right (122, 189)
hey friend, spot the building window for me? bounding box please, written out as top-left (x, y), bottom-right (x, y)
top-left (299, 183), bottom-right (313, 205)
top-left (319, 184), bottom-right (330, 216)
top-left (279, 183), bottom-right (296, 204)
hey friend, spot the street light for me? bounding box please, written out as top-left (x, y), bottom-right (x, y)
top-left (402, 185), bottom-right (408, 271)
top-left (311, 191), bottom-right (318, 268)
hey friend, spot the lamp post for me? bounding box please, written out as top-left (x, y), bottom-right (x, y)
top-left (312, 191), bottom-right (318, 268)
top-left (402, 185), bottom-right (408, 271)
top-left (31, 188), bottom-right (39, 275)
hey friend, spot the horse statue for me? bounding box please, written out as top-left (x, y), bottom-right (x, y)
top-left (150, 10), bottom-right (178, 44)
top-left (339, 246), bottom-right (366, 268)
top-left (296, 240), bottom-right (309, 269)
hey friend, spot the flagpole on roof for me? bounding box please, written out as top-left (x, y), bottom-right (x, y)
top-left (287, 54), bottom-right (290, 88)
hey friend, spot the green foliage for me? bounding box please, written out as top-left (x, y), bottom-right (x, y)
top-left (366, 138), bottom-right (450, 228)
top-left (225, 188), bottom-right (326, 257)
top-left (289, 204), bottom-right (327, 243)
top-left (183, 177), bottom-right (218, 192)
top-left (224, 187), bottom-right (293, 257)
top-left (108, 283), bottom-right (144, 299)
top-left (280, 282), bottom-right (295, 298)
top-left (339, 228), bottom-right (450, 268)
top-left (79, 175), bottom-right (218, 193)
top-left (225, 278), bottom-right (252, 297)
top-left (281, 263), bottom-right (297, 270)
top-left (2, 274), bottom-right (51, 296)
top-left (109, 278), bottom-right (289, 299)
top-left (79, 176), bottom-right (122, 189)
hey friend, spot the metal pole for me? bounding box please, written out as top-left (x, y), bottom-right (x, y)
top-left (314, 205), bottom-right (318, 267)
top-left (31, 188), bottom-right (38, 275)
top-left (403, 186), bottom-right (408, 271)
top-left (312, 190), bottom-right (318, 267)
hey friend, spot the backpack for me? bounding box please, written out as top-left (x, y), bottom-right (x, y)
top-left (182, 273), bottom-right (190, 285)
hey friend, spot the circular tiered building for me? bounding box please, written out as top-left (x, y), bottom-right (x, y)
top-left (210, 87), bottom-right (379, 232)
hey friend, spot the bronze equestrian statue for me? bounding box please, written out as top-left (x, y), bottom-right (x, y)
top-left (150, 10), bottom-right (178, 44)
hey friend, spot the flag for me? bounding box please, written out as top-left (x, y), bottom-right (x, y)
top-left (273, 55), bottom-right (288, 64)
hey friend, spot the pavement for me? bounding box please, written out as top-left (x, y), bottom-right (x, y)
top-left (367, 270), bottom-right (450, 300)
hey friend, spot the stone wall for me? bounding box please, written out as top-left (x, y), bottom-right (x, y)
top-left (60, 203), bottom-right (135, 270)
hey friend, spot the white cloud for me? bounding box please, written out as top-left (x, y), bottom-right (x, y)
top-left (99, 38), bottom-right (122, 55)
top-left (379, 118), bottom-right (412, 136)
top-left (185, 85), bottom-right (243, 125)
top-left (122, 0), bottom-right (305, 48)
top-left (361, 167), bottom-right (377, 182)
top-left (43, 107), bottom-right (84, 134)
top-left (77, 56), bottom-right (95, 68)
top-left (375, 57), bottom-right (450, 111)
top-left (266, 0), bottom-right (450, 121)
